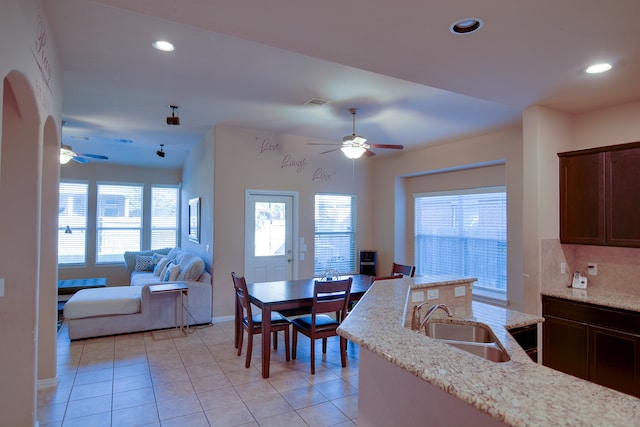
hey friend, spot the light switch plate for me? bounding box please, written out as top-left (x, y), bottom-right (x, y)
top-left (0, 278), bottom-right (4, 297)
top-left (411, 291), bottom-right (424, 303)
top-left (427, 289), bottom-right (439, 300)
top-left (454, 286), bottom-right (466, 297)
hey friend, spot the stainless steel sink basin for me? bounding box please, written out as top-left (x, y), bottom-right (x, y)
top-left (423, 320), bottom-right (495, 343)
top-left (422, 320), bottom-right (511, 362)
top-left (444, 341), bottom-right (511, 363)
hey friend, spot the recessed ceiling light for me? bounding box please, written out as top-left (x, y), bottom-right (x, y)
top-left (585, 63), bottom-right (612, 74)
top-left (152, 40), bottom-right (175, 52)
top-left (450, 18), bottom-right (484, 35)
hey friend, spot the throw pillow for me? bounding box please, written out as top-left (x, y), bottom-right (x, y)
top-left (154, 257), bottom-right (170, 276)
top-left (162, 263), bottom-right (180, 282)
top-left (134, 255), bottom-right (154, 272)
top-left (177, 257), bottom-right (205, 281)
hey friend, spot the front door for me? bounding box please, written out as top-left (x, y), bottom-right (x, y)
top-left (244, 191), bottom-right (297, 283)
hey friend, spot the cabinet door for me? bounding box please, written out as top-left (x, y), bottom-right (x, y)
top-left (559, 153), bottom-right (605, 244)
top-left (543, 315), bottom-right (588, 379)
top-left (606, 148), bottom-right (640, 247)
top-left (589, 325), bottom-right (640, 397)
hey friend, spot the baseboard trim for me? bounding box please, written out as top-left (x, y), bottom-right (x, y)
top-left (212, 315), bottom-right (234, 323)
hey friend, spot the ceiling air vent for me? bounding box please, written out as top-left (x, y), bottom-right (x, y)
top-left (304, 98), bottom-right (329, 107)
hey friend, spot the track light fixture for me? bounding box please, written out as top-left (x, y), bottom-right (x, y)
top-left (166, 105), bottom-right (180, 125)
top-left (156, 144), bottom-right (166, 158)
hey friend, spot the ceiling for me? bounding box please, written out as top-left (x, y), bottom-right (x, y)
top-left (44, 0), bottom-right (640, 169)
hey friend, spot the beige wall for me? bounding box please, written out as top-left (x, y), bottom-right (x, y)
top-left (524, 101), bottom-right (640, 313)
top-left (371, 126), bottom-right (525, 311)
top-left (0, 1), bottom-right (62, 425)
top-left (211, 125), bottom-right (373, 318)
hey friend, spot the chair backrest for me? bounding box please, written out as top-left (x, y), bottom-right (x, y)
top-left (391, 263), bottom-right (416, 277)
top-left (232, 272), bottom-right (252, 321)
top-left (312, 277), bottom-right (352, 321)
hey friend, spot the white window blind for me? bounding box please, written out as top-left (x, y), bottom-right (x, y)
top-left (314, 194), bottom-right (357, 276)
top-left (58, 181), bottom-right (88, 264)
top-left (414, 187), bottom-right (507, 295)
top-left (96, 183), bottom-right (143, 263)
top-left (151, 185), bottom-right (179, 249)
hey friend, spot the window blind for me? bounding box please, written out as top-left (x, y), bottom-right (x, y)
top-left (414, 187), bottom-right (507, 294)
top-left (314, 194), bottom-right (357, 276)
top-left (58, 182), bottom-right (88, 264)
top-left (96, 183), bottom-right (143, 263)
top-left (151, 186), bottom-right (179, 249)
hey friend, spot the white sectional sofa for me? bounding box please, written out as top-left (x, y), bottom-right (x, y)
top-left (64, 248), bottom-right (212, 340)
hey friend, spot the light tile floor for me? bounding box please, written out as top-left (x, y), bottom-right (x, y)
top-left (38, 321), bottom-right (359, 427)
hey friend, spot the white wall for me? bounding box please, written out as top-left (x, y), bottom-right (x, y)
top-left (211, 125), bottom-right (373, 318)
top-left (0, 1), bottom-right (62, 424)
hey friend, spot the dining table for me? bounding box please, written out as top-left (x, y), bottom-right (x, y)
top-left (240, 274), bottom-right (373, 378)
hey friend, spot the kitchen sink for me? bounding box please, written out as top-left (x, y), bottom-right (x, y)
top-left (421, 320), bottom-right (511, 362)
top-left (423, 320), bottom-right (495, 343)
top-left (444, 341), bottom-right (511, 363)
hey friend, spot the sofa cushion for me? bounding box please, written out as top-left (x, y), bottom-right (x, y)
top-left (63, 286), bottom-right (141, 319)
top-left (162, 263), bottom-right (181, 281)
top-left (177, 255), bottom-right (205, 281)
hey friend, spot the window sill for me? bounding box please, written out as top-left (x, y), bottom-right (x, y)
top-left (473, 288), bottom-right (508, 307)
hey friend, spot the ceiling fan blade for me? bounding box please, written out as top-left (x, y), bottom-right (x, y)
top-left (72, 156), bottom-right (89, 164)
top-left (320, 148), bottom-right (340, 154)
top-left (368, 144), bottom-right (404, 150)
top-left (308, 142), bottom-right (341, 146)
top-left (364, 149), bottom-right (376, 157)
top-left (76, 152), bottom-right (109, 160)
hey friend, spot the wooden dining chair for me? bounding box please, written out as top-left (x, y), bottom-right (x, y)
top-left (369, 274), bottom-right (403, 285)
top-left (291, 277), bottom-right (352, 374)
top-left (391, 262), bottom-right (416, 277)
top-left (232, 272), bottom-right (291, 368)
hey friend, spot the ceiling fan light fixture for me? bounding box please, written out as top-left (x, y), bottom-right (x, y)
top-left (60, 145), bottom-right (74, 164)
top-left (152, 40), bottom-right (174, 52)
top-left (341, 145), bottom-right (366, 159)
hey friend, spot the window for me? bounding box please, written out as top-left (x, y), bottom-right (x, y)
top-left (151, 186), bottom-right (179, 249)
top-left (414, 187), bottom-right (507, 297)
top-left (314, 194), bottom-right (357, 276)
top-left (96, 183), bottom-right (143, 263)
top-left (58, 182), bottom-right (88, 264)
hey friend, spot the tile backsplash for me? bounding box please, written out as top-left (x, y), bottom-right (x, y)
top-left (541, 238), bottom-right (640, 294)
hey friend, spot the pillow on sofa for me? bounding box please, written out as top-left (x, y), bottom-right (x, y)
top-left (162, 263), bottom-right (181, 281)
top-left (123, 247), bottom-right (172, 270)
top-left (177, 256), bottom-right (205, 281)
top-left (154, 256), bottom-right (171, 276)
top-left (134, 255), bottom-right (155, 272)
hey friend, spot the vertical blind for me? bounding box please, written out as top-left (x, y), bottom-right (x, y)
top-left (96, 183), bottom-right (143, 263)
top-left (151, 186), bottom-right (179, 249)
top-left (414, 187), bottom-right (507, 294)
top-left (314, 194), bottom-right (357, 276)
top-left (58, 182), bottom-right (88, 264)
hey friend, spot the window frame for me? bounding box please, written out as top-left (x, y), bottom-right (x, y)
top-left (58, 180), bottom-right (89, 266)
top-left (150, 184), bottom-right (180, 250)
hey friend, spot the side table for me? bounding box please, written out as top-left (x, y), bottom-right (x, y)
top-left (149, 282), bottom-right (189, 334)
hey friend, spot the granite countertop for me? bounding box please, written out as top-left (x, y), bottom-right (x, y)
top-left (541, 287), bottom-right (640, 312)
top-left (338, 276), bottom-right (640, 427)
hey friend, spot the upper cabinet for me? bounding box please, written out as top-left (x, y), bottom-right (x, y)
top-left (559, 142), bottom-right (640, 248)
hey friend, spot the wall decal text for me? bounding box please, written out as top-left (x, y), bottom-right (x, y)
top-left (312, 168), bottom-right (335, 181)
top-left (259, 137), bottom-right (281, 153)
top-left (281, 154), bottom-right (307, 173)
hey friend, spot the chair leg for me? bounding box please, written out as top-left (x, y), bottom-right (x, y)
top-left (237, 328), bottom-right (244, 357)
top-left (284, 327), bottom-right (290, 361)
top-left (340, 336), bottom-right (347, 368)
top-left (310, 337), bottom-right (316, 375)
top-left (245, 332), bottom-right (253, 368)
top-left (292, 328), bottom-right (298, 360)
top-left (322, 337), bottom-right (327, 354)
top-left (273, 331), bottom-right (278, 350)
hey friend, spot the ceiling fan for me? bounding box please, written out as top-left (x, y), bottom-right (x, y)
top-left (310, 108), bottom-right (404, 159)
top-left (60, 144), bottom-right (109, 164)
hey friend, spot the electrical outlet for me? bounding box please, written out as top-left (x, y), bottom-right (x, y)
top-left (0, 278), bottom-right (4, 297)
top-left (587, 263), bottom-right (597, 276)
top-left (561, 262), bottom-right (567, 274)
top-left (411, 291), bottom-right (424, 303)
top-left (454, 286), bottom-right (466, 297)
top-left (427, 289), bottom-right (439, 300)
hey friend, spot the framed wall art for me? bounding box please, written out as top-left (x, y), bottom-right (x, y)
top-left (188, 197), bottom-right (200, 243)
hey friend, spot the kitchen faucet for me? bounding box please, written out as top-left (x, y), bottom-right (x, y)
top-left (412, 302), bottom-right (453, 331)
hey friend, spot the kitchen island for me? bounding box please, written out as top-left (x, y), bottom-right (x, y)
top-left (337, 276), bottom-right (640, 426)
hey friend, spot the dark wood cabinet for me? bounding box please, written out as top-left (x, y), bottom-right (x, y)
top-left (508, 324), bottom-right (539, 363)
top-left (559, 142), bottom-right (640, 247)
top-left (542, 295), bottom-right (640, 397)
